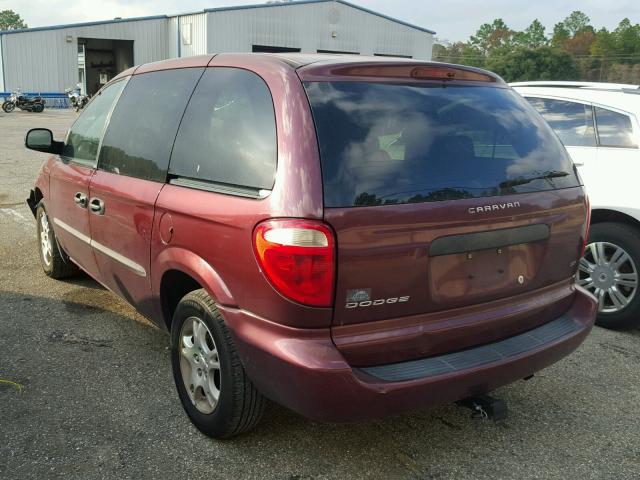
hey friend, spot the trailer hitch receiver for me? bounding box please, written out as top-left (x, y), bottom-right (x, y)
top-left (456, 394), bottom-right (507, 422)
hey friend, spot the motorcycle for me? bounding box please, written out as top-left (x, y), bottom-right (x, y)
top-left (2, 89), bottom-right (45, 113)
top-left (65, 85), bottom-right (89, 112)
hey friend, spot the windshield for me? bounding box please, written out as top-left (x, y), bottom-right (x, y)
top-left (304, 82), bottom-right (580, 208)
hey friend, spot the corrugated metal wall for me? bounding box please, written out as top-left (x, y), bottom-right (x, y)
top-left (180, 14), bottom-right (208, 57)
top-left (206, 2), bottom-right (432, 59)
top-left (168, 14), bottom-right (208, 58)
top-left (1, 18), bottom-right (169, 93)
top-left (0, 2), bottom-right (434, 93)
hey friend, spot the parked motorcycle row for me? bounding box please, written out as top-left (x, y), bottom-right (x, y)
top-left (2, 84), bottom-right (89, 114)
top-left (2, 89), bottom-right (45, 113)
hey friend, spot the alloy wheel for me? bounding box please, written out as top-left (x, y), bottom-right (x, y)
top-left (39, 212), bottom-right (53, 267)
top-left (578, 241), bottom-right (638, 313)
top-left (179, 316), bottom-right (221, 414)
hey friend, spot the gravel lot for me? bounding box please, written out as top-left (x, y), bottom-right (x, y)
top-left (0, 109), bottom-right (639, 480)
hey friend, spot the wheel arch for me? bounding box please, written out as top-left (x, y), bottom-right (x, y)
top-left (590, 208), bottom-right (640, 232)
top-left (28, 156), bottom-right (54, 218)
top-left (27, 187), bottom-right (44, 217)
top-left (154, 247), bottom-right (236, 331)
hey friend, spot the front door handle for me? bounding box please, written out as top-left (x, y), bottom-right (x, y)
top-left (74, 192), bottom-right (88, 208)
top-left (573, 162), bottom-right (585, 167)
top-left (89, 197), bottom-right (105, 215)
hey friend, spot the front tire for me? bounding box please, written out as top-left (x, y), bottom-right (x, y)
top-left (171, 289), bottom-right (266, 438)
top-left (2, 101), bottom-right (15, 113)
top-left (36, 202), bottom-right (79, 279)
top-left (577, 222), bottom-right (640, 329)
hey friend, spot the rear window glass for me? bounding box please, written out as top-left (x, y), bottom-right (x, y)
top-left (304, 82), bottom-right (580, 207)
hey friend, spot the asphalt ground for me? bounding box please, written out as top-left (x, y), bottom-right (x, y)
top-left (0, 109), bottom-right (639, 480)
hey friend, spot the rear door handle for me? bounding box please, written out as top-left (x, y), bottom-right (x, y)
top-left (89, 197), bottom-right (105, 215)
top-left (74, 192), bottom-right (88, 208)
top-left (573, 162), bottom-right (585, 167)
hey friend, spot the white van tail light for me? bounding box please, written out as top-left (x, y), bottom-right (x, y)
top-left (581, 195), bottom-right (591, 257)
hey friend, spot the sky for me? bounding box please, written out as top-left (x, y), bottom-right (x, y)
top-left (2, 0), bottom-right (640, 41)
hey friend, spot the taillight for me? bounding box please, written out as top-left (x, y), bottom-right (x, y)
top-left (253, 219), bottom-right (335, 307)
top-left (581, 194), bottom-right (591, 257)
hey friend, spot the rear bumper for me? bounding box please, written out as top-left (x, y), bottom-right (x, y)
top-left (220, 287), bottom-right (597, 423)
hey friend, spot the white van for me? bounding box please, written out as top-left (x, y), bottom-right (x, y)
top-left (513, 82), bottom-right (640, 328)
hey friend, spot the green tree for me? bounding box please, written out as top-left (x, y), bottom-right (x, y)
top-left (551, 11), bottom-right (592, 49)
top-left (612, 18), bottom-right (640, 63)
top-left (485, 46), bottom-right (579, 82)
top-left (0, 10), bottom-right (27, 30)
top-left (588, 19), bottom-right (640, 80)
top-left (515, 19), bottom-right (548, 48)
top-left (470, 19), bottom-right (514, 55)
top-left (551, 22), bottom-right (571, 47)
top-left (591, 27), bottom-right (615, 57)
top-left (563, 10), bottom-right (591, 36)
top-left (436, 13), bottom-right (640, 83)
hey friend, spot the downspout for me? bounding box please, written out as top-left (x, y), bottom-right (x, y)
top-left (177, 16), bottom-right (181, 58)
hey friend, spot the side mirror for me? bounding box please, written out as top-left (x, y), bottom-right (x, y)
top-left (25, 128), bottom-right (63, 154)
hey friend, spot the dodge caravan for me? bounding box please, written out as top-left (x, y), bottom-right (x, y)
top-left (26, 54), bottom-right (597, 438)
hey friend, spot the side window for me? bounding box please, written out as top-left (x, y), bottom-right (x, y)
top-left (526, 97), bottom-right (596, 147)
top-left (169, 68), bottom-right (277, 193)
top-left (594, 107), bottom-right (638, 148)
top-left (62, 80), bottom-right (125, 165)
top-left (98, 68), bottom-right (204, 182)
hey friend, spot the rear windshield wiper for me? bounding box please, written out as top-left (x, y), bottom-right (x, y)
top-left (499, 170), bottom-right (570, 189)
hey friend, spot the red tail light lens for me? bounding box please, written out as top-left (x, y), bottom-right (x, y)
top-left (253, 219), bottom-right (335, 307)
top-left (581, 194), bottom-right (591, 257)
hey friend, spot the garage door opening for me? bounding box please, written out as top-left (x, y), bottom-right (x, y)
top-left (78, 38), bottom-right (134, 96)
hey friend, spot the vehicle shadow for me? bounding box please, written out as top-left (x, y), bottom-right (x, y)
top-left (62, 271), bottom-right (107, 290)
top-left (0, 289), bottom-right (637, 479)
top-left (624, 326), bottom-right (640, 337)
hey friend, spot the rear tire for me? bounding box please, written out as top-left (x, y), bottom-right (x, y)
top-left (36, 201), bottom-right (79, 279)
top-left (578, 222), bottom-right (640, 329)
top-left (34, 103), bottom-right (44, 113)
top-left (171, 289), bottom-right (266, 438)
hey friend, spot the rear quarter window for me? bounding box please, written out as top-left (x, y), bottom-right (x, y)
top-left (168, 68), bottom-right (277, 193)
top-left (526, 97), bottom-right (596, 147)
top-left (304, 82), bottom-right (580, 208)
top-left (594, 107), bottom-right (638, 148)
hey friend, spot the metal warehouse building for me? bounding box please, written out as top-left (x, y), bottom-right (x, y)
top-left (0, 0), bottom-right (434, 96)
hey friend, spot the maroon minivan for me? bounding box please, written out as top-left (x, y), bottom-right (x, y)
top-left (26, 54), bottom-right (597, 438)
